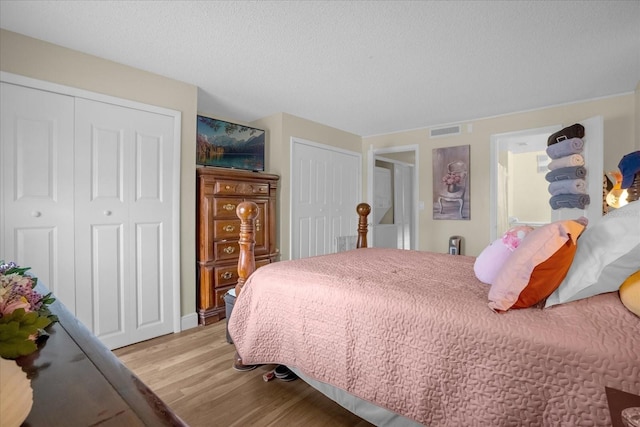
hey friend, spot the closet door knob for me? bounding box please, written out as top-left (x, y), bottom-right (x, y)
top-left (31, 211), bottom-right (41, 217)
top-left (104, 210), bottom-right (112, 216)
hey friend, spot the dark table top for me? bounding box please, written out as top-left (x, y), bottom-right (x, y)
top-left (15, 289), bottom-right (186, 426)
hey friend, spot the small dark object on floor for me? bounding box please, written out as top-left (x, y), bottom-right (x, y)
top-left (274, 365), bottom-right (298, 382)
top-left (232, 352), bottom-right (258, 372)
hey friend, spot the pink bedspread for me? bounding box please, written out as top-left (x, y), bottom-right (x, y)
top-left (228, 248), bottom-right (640, 426)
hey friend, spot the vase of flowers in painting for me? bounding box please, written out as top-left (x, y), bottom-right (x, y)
top-left (443, 172), bottom-right (462, 193)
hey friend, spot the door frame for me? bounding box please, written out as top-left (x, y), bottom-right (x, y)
top-left (489, 117), bottom-right (603, 241)
top-left (489, 125), bottom-right (560, 241)
top-left (367, 144), bottom-right (419, 250)
top-left (0, 71), bottom-right (183, 334)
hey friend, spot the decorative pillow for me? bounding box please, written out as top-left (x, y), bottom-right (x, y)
top-left (474, 226), bottom-right (533, 285)
top-left (488, 220), bottom-right (585, 312)
top-left (619, 270), bottom-right (640, 317)
top-left (545, 201), bottom-right (640, 308)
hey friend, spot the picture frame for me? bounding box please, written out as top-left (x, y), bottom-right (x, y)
top-left (433, 145), bottom-right (471, 220)
top-left (196, 116), bottom-right (265, 171)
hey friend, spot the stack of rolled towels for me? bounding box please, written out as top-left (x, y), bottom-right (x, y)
top-left (545, 124), bottom-right (590, 210)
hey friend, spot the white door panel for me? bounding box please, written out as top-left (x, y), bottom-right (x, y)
top-left (74, 98), bottom-right (174, 348)
top-left (0, 82), bottom-right (76, 308)
top-left (291, 138), bottom-right (361, 259)
top-left (1, 78), bottom-right (179, 349)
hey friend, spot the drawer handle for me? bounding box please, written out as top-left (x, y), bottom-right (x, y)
top-left (223, 246), bottom-right (235, 254)
top-left (221, 271), bottom-right (233, 280)
top-left (223, 203), bottom-right (236, 211)
top-left (223, 225), bottom-right (235, 232)
top-left (256, 219), bottom-right (261, 232)
top-left (225, 185), bottom-right (232, 190)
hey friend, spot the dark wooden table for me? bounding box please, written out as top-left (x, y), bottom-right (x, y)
top-left (15, 290), bottom-right (186, 426)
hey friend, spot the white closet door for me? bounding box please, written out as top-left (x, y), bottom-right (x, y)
top-left (0, 83), bottom-right (77, 310)
top-left (74, 98), bottom-right (175, 349)
top-left (291, 138), bottom-right (361, 259)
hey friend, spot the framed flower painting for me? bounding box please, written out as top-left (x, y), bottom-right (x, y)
top-left (433, 145), bottom-right (470, 220)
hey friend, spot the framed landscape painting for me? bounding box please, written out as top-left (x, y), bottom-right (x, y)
top-left (196, 116), bottom-right (265, 171)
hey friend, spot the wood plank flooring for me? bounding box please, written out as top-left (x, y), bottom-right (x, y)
top-left (113, 321), bottom-right (374, 427)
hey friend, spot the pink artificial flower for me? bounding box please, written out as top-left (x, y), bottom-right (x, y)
top-left (501, 226), bottom-right (534, 251)
top-left (0, 297), bottom-right (31, 316)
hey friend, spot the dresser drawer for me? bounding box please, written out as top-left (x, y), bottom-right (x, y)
top-left (214, 264), bottom-right (238, 287)
top-left (213, 219), bottom-right (241, 240)
top-left (215, 180), bottom-right (269, 196)
top-left (214, 240), bottom-right (239, 260)
top-left (213, 198), bottom-right (242, 218)
top-left (214, 258), bottom-right (271, 288)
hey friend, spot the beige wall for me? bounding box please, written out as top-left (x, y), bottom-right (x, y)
top-left (636, 81), bottom-right (640, 149)
top-left (251, 113), bottom-right (362, 260)
top-left (0, 30), bottom-right (199, 318)
top-left (364, 93), bottom-right (637, 256)
top-left (510, 151), bottom-right (551, 225)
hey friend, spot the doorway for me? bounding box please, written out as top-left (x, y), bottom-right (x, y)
top-left (489, 125), bottom-right (560, 240)
top-left (368, 145), bottom-right (418, 250)
top-left (490, 117), bottom-right (603, 241)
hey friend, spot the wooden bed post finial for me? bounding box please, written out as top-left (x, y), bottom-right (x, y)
top-left (356, 203), bottom-right (371, 249)
top-left (236, 201), bottom-right (259, 296)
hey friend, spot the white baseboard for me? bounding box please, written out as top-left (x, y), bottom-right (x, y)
top-left (180, 312), bottom-right (199, 331)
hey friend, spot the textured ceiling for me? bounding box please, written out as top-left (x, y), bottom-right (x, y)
top-left (1, 1), bottom-right (639, 137)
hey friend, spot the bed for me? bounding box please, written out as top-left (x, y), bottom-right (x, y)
top-left (228, 201), bottom-right (640, 426)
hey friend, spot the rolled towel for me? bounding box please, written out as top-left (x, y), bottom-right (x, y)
top-left (545, 137), bottom-right (584, 159)
top-left (548, 179), bottom-right (587, 196)
top-left (547, 123), bottom-right (585, 146)
top-left (545, 166), bottom-right (587, 182)
top-left (549, 194), bottom-right (590, 210)
top-left (547, 154), bottom-right (584, 170)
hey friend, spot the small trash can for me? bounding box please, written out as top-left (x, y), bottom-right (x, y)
top-left (224, 289), bottom-right (236, 344)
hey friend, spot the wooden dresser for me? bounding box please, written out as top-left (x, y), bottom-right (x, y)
top-left (196, 167), bottom-right (279, 325)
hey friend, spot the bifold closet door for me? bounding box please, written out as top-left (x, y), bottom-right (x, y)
top-left (74, 98), bottom-right (175, 349)
top-left (291, 139), bottom-right (360, 259)
top-left (2, 82), bottom-right (177, 349)
top-left (0, 82), bottom-right (77, 310)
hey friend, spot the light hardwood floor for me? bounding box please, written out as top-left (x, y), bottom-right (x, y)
top-left (113, 321), bottom-right (374, 427)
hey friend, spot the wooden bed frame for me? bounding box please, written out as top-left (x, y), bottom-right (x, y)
top-left (232, 201), bottom-right (371, 371)
top-left (234, 201), bottom-right (371, 297)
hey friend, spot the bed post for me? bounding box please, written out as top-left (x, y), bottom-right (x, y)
top-left (356, 203), bottom-right (371, 249)
top-left (235, 201), bottom-right (259, 297)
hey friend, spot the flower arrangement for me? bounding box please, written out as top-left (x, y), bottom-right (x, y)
top-left (0, 261), bottom-right (57, 359)
top-left (442, 171), bottom-right (462, 186)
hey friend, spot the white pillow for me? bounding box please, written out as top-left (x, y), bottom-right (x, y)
top-left (545, 200), bottom-right (640, 308)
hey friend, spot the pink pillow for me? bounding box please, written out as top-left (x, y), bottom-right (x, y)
top-left (474, 226), bottom-right (533, 285)
top-left (474, 239), bottom-right (511, 284)
top-left (488, 220), bottom-right (586, 312)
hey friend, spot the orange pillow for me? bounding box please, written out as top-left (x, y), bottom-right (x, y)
top-left (512, 238), bottom-right (577, 308)
top-left (489, 219), bottom-right (585, 312)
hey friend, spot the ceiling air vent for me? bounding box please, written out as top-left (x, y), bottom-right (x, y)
top-left (430, 125), bottom-right (462, 138)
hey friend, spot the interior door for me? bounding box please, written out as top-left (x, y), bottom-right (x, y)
top-left (394, 163), bottom-right (413, 250)
top-left (291, 138), bottom-right (361, 259)
top-left (0, 82), bottom-right (77, 310)
top-left (74, 98), bottom-right (175, 349)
